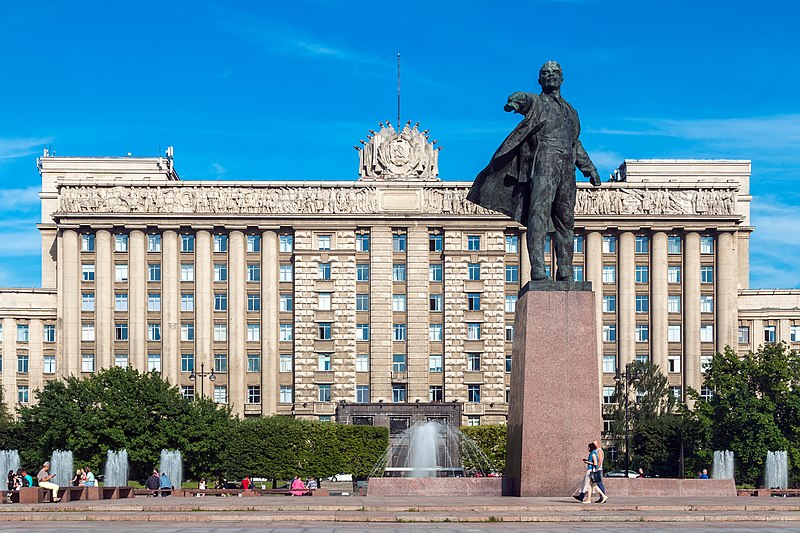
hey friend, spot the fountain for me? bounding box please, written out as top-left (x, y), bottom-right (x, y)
top-left (159, 449), bottom-right (183, 489)
top-left (0, 450), bottom-right (20, 481)
top-left (368, 421), bottom-right (501, 496)
top-left (712, 450), bottom-right (735, 480)
top-left (105, 450), bottom-right (129, 487)
top-left (50, 450), bottom-right (74, 487)
top-left (765, 451), bottom-right (788, 489)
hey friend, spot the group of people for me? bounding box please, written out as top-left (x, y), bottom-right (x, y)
top-left (68, 466), bottom-right (96, 487)
top-left (144, 469), bottom-right (173, 496)
top-left (5, 462), bottom-right (63, 502)
top-left (573, 440), bottom-right (608, 504)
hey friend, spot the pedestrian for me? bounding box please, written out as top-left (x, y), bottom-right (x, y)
top-left (307, 477), bottom-right (318, 490)
top-left (6, 470), bottom-right (14, 491)
top-left (145, 469), bottom-right (160, 496)
top-left (592, 440), bottom-right (608, 503)
top-left (21, 469), bottom-right (34, 489)
top-left (70, 469), bottom-right (84, 487)
top-left (289, 475), bottom-right (307, 496)
top-left (573, 443), bottom-right (594, 503)
top-left (84, 466), bottom-right (96, 486)
top-left (241, 475), bottom-right (251, 490)
top-left (37, 461), bottom-right (60, 502)
top-left (159, 471), bottom-right (172, 496)
top-left (637, 467), bottom-right (647, 478)
top-left (699, 469), bottom-right (709, 479)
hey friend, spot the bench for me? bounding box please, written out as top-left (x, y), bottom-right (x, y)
top-left (134, 488), bottom-right (172, 497)
top-left (254, 488), bottom-right (328, 497)
top-left (18, 487), bottom-right (53, 504)
top-left (57, 486), bottom-right (87, 502)
top-left (186, 488), bottom-right (251, 497)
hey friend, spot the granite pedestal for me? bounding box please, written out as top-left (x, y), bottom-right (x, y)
top-left (504, 282), bottom-right (602, 496)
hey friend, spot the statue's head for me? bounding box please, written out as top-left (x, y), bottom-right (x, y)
top-left (538, 61), bottom-right (563, 91)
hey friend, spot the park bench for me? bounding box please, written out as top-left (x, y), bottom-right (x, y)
top-left (186, 488), bottom-right (257, 497)
top-left (17, 487), bottom-right (53, 504)
top-left (134, 488), bottom-right (172, 497)
top-left (57, 486), bottom-right (87, 502)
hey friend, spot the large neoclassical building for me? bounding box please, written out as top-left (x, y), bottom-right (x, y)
top-left (1, 123), bottom-right (798, 428)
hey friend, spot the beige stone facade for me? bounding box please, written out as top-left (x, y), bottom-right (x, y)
top-left (0, 148), bottom-right (796, 426)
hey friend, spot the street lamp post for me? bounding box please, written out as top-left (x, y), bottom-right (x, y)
top-left (614, 363), bottom-right (639, 475)
top-left (189, 362), bottom-right (216, 399)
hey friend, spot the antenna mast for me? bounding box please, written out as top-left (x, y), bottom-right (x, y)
top-left (397, 52), bottom-right (401, 130)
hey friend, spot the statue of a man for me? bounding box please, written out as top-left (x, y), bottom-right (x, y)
top-left (467, 61), bottom-right (601, 281)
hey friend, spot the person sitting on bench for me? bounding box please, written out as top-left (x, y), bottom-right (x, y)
top-left (37, 462), bottom-right (60, 502)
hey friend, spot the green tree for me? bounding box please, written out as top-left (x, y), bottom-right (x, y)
top-left (460, 425), bottom-right (506, 474)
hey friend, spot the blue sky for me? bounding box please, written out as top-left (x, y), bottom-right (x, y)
top-left (1, 0), bottom-right (798, 288)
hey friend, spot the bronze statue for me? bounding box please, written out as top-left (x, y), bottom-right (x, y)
top-left (467, 61), bottom-right (601, 282)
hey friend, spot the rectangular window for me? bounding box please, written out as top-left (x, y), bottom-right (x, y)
top-left (392, 384), bottom-right (407, 403)
top-left (318, 323), bottom-right (332, 340)
top-left (393, 323), bottom-right (406, 342)
top-left (247, 234), bottom-right (261, 252)
top-left (82, 263), bottom-right (95, 281)
top-left (180, 263), bottom-right (194, 282)
top-left (429, 264), bottom-right (443, 282)
top-left (603, 324), bottom-right (616, 342)
top-left (279, 234), bottom-right (293, 253)
top-left (214, 353), bottom-right (227, 373)
top-left (700, 387), bottom-right (713, 401)
top-left (181, 353), bottom-right (195, 373)
top-left (506, 265), bottom-right (519, 283)
top-left (280, 386), bottom-right (293, 403)
top-left (573, 265), bottom-right (584, 282)
top-left (147, 234), bottom-right (161, 252)
top-left (602, 355), bottom-right (616, 374)
top-left (356, 385), bottom-right (370, 403)
top-left (701, 266), bottom-right (714, 284)
top-left (602, 235), bottom-right (616, 253)
top-left (668, 355), bottom-right (681, 373)
top-left (670, 387), bottom-right (682, 401)
top-left (214, 292), bottom-right (228, 311)
top-left (506, 354), bottom-right (512, 373)
top-left (214, 323), bottom-right (227, 341)
top-left (148, 323), bottom-right (161, 341)
top-left (392, 294), bottom-right (406, 312)
top-left (280, 324), bottom-right (294, 341)
top-left (318, 234), bottom-right (331, 250)
top-left (82, 292), bottom-right (95, 311)
top-left (392, 353), bottom-right (406, 372)
top-left (356, 293), bottom-right (369, 311)
top-left (43, 324), bottom-right (56, 343)
top-left (635, 324), bottom-right (649, 342)
top-left (279, 264), bottom-right (293, 282)
top-left (467, 352), bottom-right (481, 371)
top-left (700, 235), bottom-right (714, 254)
top-left (429, 233), bottom-right (443, 252)
top-left (181, 323), bottom-right (194, 341)
top-left (248, 353), bottom-right (262, 372)
top-left (467, 235), bottom-right (481, 251)
top-left (635, 265), bottom-right (649, 283)
top-left (505, 235), bottom-right (518, 253)
top-left (668, 265), bottom-right (681, 283)
top-left (17, 386), bottom-right (29, 404)
top-left (114, 233), bottom-right (128, 252)
top-left (356, 233), bottom-right (370, 252)
top-left (544, 235), bottom-right (552, 253)
top-left (506, 323), bottom-right (514, 342)
top-left (213, 263), bottom-right (227, 282)
top-left (81, 233), bottom-right (95, 252)
top-left (247, 263), bottom-right (260, 282)
top-left (602, 295), bottom-right (616, 313)
top-left (701, 355), bottom-right (712, 372)
top-left (115, 263), bottom-right (128, 282)
top-left (429, 354), bottom-right (443, 373)
top-left (81, 323), bottom-right (95, 341)
top-left (115, 354), bottom-right (128, 368)
top-left (635, 235), bottom-right (650, 254)
top-left (279, 353), bottom-right (293, 373)
top-left (668, 325), bottom-right (681, 342)
top-left (213, 385), bottom-right (228, 404)
top-left (393, 233), bottom-right (407, 252)
top-left (467, 385), bottom-right (481, 403)
top-left (635, 295), bottom-right (649, 313)
top-left (318, 292), bottom-right (332, 311)
top-left (667, 295), bottom-right (681, 313)
top-left (115, 323), bottom-right (128, 341)
top-left (383, 264), bottom-right (404, 285)
top-left (429, 294), bottom-right (442, 312)
top-left (790, 325), bottom-right (800, 343)
top-left (764, 325), bottom-right (776, 343)
top-left (429, 324), bottom-right (443, 341)
top-left (356, 263), bottom-right (370, 281)
top-left (602, 265), bottom-right (616, 283)
top-left (356, 353), bottom-right (369, 372)
top-left (147, 263), bottom-right (161, 282)
top-left (667, 236), bottom-right (681, 254)
top-left (505, 295), bottom-right (517, 313)
top-left (603, 386), bottom-right (615, 404)
top-left (180, 234), bottom-right (195, 253)
top-left (247, 385), bottom-right (261, 404)
top-left (115, 293), bottom-right (128, 312)
top-left (467, 323), bottom-right (481, 340)
top-left (468, 263), bottom-right (481, 281)
top-left (280, 294), bottom-right (293, 312)
top-left (213, 234), bottom-right (228, 253)
top-left (738, 325), bottom-right (750, 344)
top-left (246, 323), bottom-right (260, 341)
top-left (82, 353), bottom-right (95, 373)
top-left (17, 354), bottom-right (29, 373)
top-left (181, 293), bottom-right (194, 312)
top-left (318, 263), bottom-right (331, 280)
top-left (701, 324), bottom-right (715, 342)
top-left (358, 323), bottom-right (373, 340)
top-left (574, 235), bottom-right (584, 253)
top-left (467, 293), bottom-right (481, 311)
top-left (181, 386), bottom-right (194, 401)
top-left (700, 295), bottom-right (714, 313)
top-left (43, 355), bottom-right (56, 374)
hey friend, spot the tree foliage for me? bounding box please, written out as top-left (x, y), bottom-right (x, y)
top-left (460, 425), bottom-right (506, 474)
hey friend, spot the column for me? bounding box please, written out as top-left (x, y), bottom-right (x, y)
top-left (261, 230), bottom-right (279, 415)
top-left (129, 230), bottom-right (147, 371)
top-left (0, 319), bottom-right (13, 406)
top-left (618, 232), bottom-right (635, 368)
top-left (406, 226), bottom-right (430, 401)
top-left (229, 230), bottom-right (246, 415)
top-left (28, 320), bottom-right (45, 395)
top-left (651, 232), bottom-right (668, 373)
top-left (40, 227), bottom-right (58, 289)
top-left (162, 230), bottom-right (180, 386)
top-left (195, 230), bottom-right (213, 383)
top-left (370, 226), bottom-right (393, 401)
top-left (585, 232), bottom-right (603, 393)
top-left (95, 229), bottom-right (113, 370)
top-left (716, 231), bottom-right (737, 350)
top-left (61, 229), bottom-right (80, 376)
top-left (684, 232), bottom-right (701, 397)
top-left (520, 230), bottom-right (532, 285)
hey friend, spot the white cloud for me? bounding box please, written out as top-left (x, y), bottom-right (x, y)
top-left (0, 187), bottom-right (39, 211)
top-left (0, 137), bottom-right (54, 161)
top-left (588, 150), bottom-right (624, 172)
top-left (749, 195), bottom-right (800, 289)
